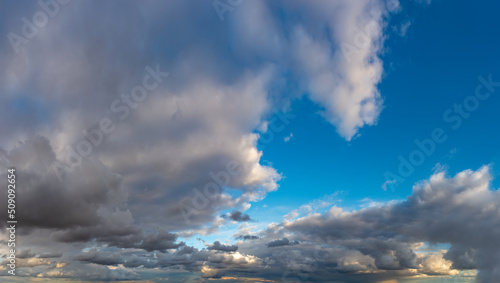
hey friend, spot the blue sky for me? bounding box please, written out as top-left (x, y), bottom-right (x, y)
top-left (1, 0), bottom-right (499, 282)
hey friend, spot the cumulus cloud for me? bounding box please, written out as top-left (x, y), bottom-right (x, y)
top-left (251, 166), bottom-right (498, 282)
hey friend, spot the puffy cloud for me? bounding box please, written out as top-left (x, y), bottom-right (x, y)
top-left (265, 166), bottom-right (498, 282)
top-left (229, 0), bottom-right (395, 140)
top-left (417, 250), bottom-right (459, 276)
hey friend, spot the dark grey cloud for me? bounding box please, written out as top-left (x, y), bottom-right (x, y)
top-left (208, 241), bottom-right (238, 252)
top-left (37, 252), bottom-right (63, 259)
top-left (236, 235), bottom-right (260, 241)
top-left (58, 227), bottom-right (184, 253)
top-left (76, 249), bottom-right (123, 266)
top-left (0, 136), bottom-right (126, 230)
top-left (222, 210), bottom-right (252, 222)
top-left (0, 137), bottom-right (184, 254)
top-left (15, 249), bottom-right (63, 259)
top-left (444, 245), bottom-right (477, 270)
top-left (267, 238), bottom-right (300, 248)
top-left (16, 250), bottom-right (36, 259)
top-left (74, 245), bottom-right (267, 280)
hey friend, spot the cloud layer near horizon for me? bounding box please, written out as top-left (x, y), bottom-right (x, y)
top-left (2, 164), bottom-right (494, 282)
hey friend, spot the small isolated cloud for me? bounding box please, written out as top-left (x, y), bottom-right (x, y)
top-left (394, 20), bottom-right (411, 36)
top-left (284, 133), bottom-right (293, 142)
top-left (236, 235), bottom-right (260, 241)
top-left (222, 210), bottom-right (253, 222)
top-left (266, 238), bottom-right (299, 247)
top-left (208, 241), bottom-right (238, 252)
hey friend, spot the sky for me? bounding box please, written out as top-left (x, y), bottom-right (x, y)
top-left (0, 0), bottom-right (499, 282)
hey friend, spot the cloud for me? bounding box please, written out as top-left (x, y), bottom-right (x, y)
top-left (16, 250), bottom-right (36, 259)
top-left (0, 136), bottom-right (184, 255)
top-left (208, 241), bottom-right (239, 252)
top-left (37, 252), bottom-right (63, 259)
top-left (14, 167), bottom-right (493, 282)
top-left (15, 250), bottom-right (62, 259)
top-left (394, 20), bottom-right (411, 36)
top-left (268, 166), bottom-right (498, 282)
top-left (222, 211), bottom-right (253, 222)
top-left (76, 249), bottom-right (123, 266)
top-left (236, 235), bottom-right (260, 241)
top-left (418, 250), bottom-right (459, 276)
top-left (0, 136), bottom-right (131, 231)
top-left (267, 238), bottom-right (300, 248)
top-left (444, 244), bottom-right (477, 270)
top-left (230, 0), bottom-right (397, 140)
